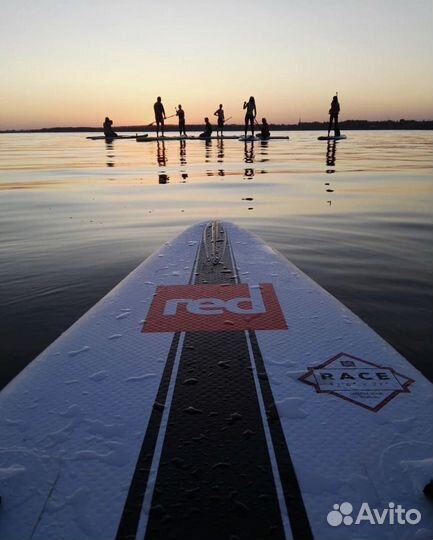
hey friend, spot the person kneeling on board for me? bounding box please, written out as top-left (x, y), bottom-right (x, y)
top-left (199, 117), bottom-right (213, 138)
top-left (103, 117), bottom-right (117, 138)
top-left (328, 94), bottom-right (340, 137)
top-left (258, 118), bottom-right (270, 139)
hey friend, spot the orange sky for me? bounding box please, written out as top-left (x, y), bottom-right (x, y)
top-left (1, 0), bottom-right (432, 130)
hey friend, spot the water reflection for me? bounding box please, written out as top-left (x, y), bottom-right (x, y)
top-left (105, 140), bottom-right (115, 167)
top-left (179, 140), bottom-right (187, 166)
top-left (244, 142), bottom-right (255, 178)
top-left (244, 142), bottom-right (255, 163)
top-left (157, 141), bottom-right (167, 167)
top-left (326, 140), bottom-right (337, 173)
top-left (217, 139), bottom-right (224, 162)
top-left (258, 140), bottom-right (270, 162)
top-left (205, 140), bottom-right (212, 163)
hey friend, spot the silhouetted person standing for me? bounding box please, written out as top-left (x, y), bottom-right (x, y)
top-left (199, 117), bottom-right (212, 138)
top-left (243, 96), bottom-right (257, 137)
top-left (259, 118), bottom-right (270, 139)
top-left (103, 117), bottom-right (117, 138)
top-left (328, 94), bottom-right (340, 137)
top-left (176, 105), bottom-right (187, 136)
top-left (154, 96), bottom-right (166, 137)
top-left (214, 104), bottom-right (225, 137)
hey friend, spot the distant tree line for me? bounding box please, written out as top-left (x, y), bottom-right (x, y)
top-left (1, 119), bottom-right (432, 133)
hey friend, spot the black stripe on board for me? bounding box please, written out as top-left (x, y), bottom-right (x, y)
top-left (115, 235), bottom-right (203, 540)
top-left (115, 332), bottom-right (181, 540)
top-left (225, 229), bottom-right (313, 540)
top-left (247, 330), bottom-right (314, 540)
top-left (143, 223), bottom-right (289, 540)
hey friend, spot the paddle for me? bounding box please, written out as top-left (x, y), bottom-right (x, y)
top-left (143, 113), bottom-right (177, 129)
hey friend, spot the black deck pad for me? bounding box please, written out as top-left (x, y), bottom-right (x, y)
top-left (118, 222), bottom-right (311, 540)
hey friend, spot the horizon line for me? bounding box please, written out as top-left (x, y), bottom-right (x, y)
top-left (2, 118), bottom-right (433, 134)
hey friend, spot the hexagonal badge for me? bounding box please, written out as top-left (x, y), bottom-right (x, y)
top-left (299, 352), bottom-right (414, 412)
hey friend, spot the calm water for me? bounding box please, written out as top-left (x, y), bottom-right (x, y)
top-left (0, 130), bottom-right (432, 387)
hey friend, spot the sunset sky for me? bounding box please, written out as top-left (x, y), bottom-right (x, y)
top-left (1, 0), bottom-right (432, 130)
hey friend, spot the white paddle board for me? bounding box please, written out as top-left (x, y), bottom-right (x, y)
top-left (317, 135), bottom-right (347, 141)
top-left (136, 135), bottom-right (239, 142)
top-left (0, 221), bottom-right (431, 540)
top-left (238, 135), bottom-right (290, 142)
top-left (86, 135), bottom-right (141, 140)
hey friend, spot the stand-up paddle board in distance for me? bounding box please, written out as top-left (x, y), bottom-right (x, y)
top-left (238, 135), bottom-right (290, 141)
top-left (317, 134), bottom-right (347, 141)
top-left (86, 134), bottom-right (142, 140)
top-left (0, 221), bottom-right (431, 540)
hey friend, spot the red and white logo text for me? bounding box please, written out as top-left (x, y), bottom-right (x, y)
top-left (142, 283), bottom-right (287, 332)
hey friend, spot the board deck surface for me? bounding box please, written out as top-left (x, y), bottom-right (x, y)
top-left (317, 135), bottom-right (347, 141)
top-left (0, 221), bottom-right (431, 540)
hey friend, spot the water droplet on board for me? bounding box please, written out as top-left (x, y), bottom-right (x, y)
top-left (68, 345), bottom-right (90, 357)
top-left (212, 461), bottom-right (231, 470)
top-left (227, 412), bottom-right (242, 425)
top-left (184, 406), bottom-right (203, 415)
top-left (183, 378), bottom-right (198, 385)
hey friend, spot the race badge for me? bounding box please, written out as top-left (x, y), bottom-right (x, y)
top-left (299, 352), bottom-right (414, 412)
top-left (143, 283), bottom-right (287, 332)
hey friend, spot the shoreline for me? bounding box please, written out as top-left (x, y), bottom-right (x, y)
top-left (1, 119), bottom-right (433, 134)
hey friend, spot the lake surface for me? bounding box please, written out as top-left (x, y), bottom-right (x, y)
top-left (0, 130), bottom-right (432, 387)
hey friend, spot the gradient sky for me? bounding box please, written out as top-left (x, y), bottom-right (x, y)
top-left (1, 0), bottom-right (432, 129)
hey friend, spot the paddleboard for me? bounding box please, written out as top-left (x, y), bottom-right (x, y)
top-left (238, 135), bottom-right (290, 142)
top-left (0, 221), bottom-right (431, 540)
top-left (317, 135), bottom-right (347, 141)
top-left (136, 135), bottom-right (240, 142)
top-left (86, 134), bottom-right (142, 140)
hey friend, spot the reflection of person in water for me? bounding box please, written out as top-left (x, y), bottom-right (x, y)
top-left (328, 94), bottom-right (340, 137)
top-left (217, 138), bottom-right (224, 162)
top-left (103, 117), bottom-right (117, 138)
top-left (258, 118), bottom-right (270, 139)
top-left (243, 96), bottom-right (257, 137)
top-left (176, 105), bottom-right (187, 137)
top-left (154, 96), bottom-right (166, 138)
top-left (244, 141), bottom-right (255, 164)
top-left (214, 104), bottom-right (225, 137)
top-left (199, 117), bottom-right (213, 138)
top-left (326, 140), bottom-right (337, 169)
top-left (156, 140), bottom-right (167, 167)
top-left (158, 173), bottom-right (169, 184)
top-left (179, 139), bottom-right (187, 165)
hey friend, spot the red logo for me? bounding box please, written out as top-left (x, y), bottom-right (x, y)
top-left (142, 283), bottom-right (287, 333)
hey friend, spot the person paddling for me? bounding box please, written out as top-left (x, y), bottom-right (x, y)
top-left (103, 117), bottom-right (117, 138)
top-left (214, 104), bottom-right (225, 138)
top-left (176, 105), bottom-right (187, 137)
top-left (154, 96), bottom-right (166, 138)
top-left (328, 94), bottom-right (340, 137)
top-left (243, 96), bottom-right (257, 137)
top-left (199, 117), bottom-right (213, 138)
top-left (258, 118), bottom-right (270, 139)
